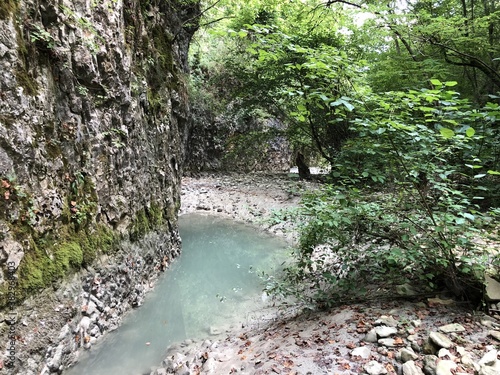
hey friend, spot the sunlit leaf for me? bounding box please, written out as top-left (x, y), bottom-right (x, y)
top-left (465, 127), bottom-right (475, 137)
top-left (439, 128), bottom-right (455, 138)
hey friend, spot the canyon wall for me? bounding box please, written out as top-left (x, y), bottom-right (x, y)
top-left (0, 0), bottom-right (199, 372)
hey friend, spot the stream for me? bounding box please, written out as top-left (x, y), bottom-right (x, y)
top-left (64, 214), bottom-right (289, 375)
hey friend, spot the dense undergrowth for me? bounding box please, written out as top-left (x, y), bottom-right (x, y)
top-left (264, 84), bottom-right (500, 309)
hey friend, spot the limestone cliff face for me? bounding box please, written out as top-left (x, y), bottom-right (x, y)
top-left (0, 0), bottom-right (198, 298)
top-left (0, 0), bottom-right (199, 371)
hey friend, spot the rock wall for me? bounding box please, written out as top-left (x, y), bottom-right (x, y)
top-left (0, 0), bottom-right (199, 372)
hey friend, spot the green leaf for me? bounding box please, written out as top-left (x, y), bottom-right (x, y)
top-left (461, 213), bottom-right (475, 221)
top-left (439, 128), bottom-right (455, 138)
top-left (444, 81), bottom-right (458, 87)
top-left (465, 127), bottom-right (475, 137)
top-left (487, 170), bottom-right (500, 175)
top-left (430, 79), bottom-right (442, 86)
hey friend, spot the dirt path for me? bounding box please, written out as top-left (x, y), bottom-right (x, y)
top-left (153, 172), bottom-right (500, 375)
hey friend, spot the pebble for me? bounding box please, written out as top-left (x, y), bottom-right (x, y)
top-left (351, 346), bottom-right (371, 359)
top-left (378, 338), bottom-right (399, 347)
top-left (375, 326), bottom-right (398, 338)
top-left (364, 329), bottom-right (378, 343)
top-left (400, 348), bottom-right (419, 363)
top-left (488, 330), bottom-right (500, 341)
top-left (374, 315), bottom-right (399, 327)
top-left (429, 332), bottom-right (453, 348)
top-left (402, 360), bottom-right (425, 375)
top-left (437, 348), bottom-right (455, 360)
top-left (435, 359), bottom-right (456, 375)
top-left (439, 323), bottom-right (465, 333)
top-left (479, 349), bottom-right (498, 366)
top-left (423, 355), bottom-right (438, 375)
top-left (364, 360), bottom-right (388, 375)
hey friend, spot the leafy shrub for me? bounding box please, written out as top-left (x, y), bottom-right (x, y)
top-left (267, 82), bottom-right (499, 308)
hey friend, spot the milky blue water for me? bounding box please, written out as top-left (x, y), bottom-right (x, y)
top-left (64, 214), bottom-right (288, 375)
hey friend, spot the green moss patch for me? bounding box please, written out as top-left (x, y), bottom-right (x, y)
top-left (0, 0), bottom-right (18, 20)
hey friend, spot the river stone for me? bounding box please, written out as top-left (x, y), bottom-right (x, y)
top-left (423, 355), bottom-right (438, 375)
top-left (438, 348), bottom-right (455, 360)
top-left (402, 361), bottom-right (424, 375)
top-left (439, 323), bottom-right (465, 333)
top-left (364, 361), bottom-right (388, 375)
top-left (375, 326), bottom-right (398, 338)
top-left (435, 360), bottom-right (456, 375)
top-left (47, 344), bottom-right (64, 371)
top-left (479, 349), bottom-right (498, 366)
top-left (203, 357), bottom-right (217, 373)
top-left (485, 275), bottom-right (500, 301)
top-left (351, 346), bottom-right (371, 359)
top-left (488, 330), bottom-right (500, 341)
top-left (429, 332), bottom-right (453, 348)
top-left (378, 338), bottom-right (400, 347)
top-left (479, 365), bottom-right (500, 375)
top-left (400, 348), bottom-right (419, 363)
top-left (364, 329), bottom-right (378, 343)
top-left (375, 315), bottom-right (399, 327)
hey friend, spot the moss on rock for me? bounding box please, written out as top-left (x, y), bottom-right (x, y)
top-left (0, 0), bottom-right (18, 20)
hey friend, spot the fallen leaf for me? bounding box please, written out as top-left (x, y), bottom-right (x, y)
top-left (346, 342), bottom-right (356, 349)
top-left (393, 337), bottom-right (404, 345)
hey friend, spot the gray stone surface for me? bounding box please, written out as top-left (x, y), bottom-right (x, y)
top-left (375, 315), bottom-right (399, 327)
top-left (400, 348), bottom-right (419, 363)
top-left (351, 346), bottom-right (372, 359)
top-left (485, 275), bottom-right (500, 301)
top-left (375, 326), bottom-right (398, 338)
top-left (429, 332), bottom-right (453, 348)
top-left (402, 361), bottom-right (425, 375)
top-left (435, 360), bottom-right (456, 375)
top-left (438, 323), bottom-right (465, 333)
top-left (364, 360), bottom-right (388, 375)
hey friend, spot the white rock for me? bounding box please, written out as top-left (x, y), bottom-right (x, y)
top-left (375, 315), bottom-right (399, 327)
top-left (364, 361), bottom-right (388, 375)
top-left (488, 330), bottom-right (500, 341)
top-left (438, 348), bottom-right (456, 360)
top-left (364, 329), bottom-right (378, 343)
top-left (402, 361), bottom-right (425, 375)
top-left (485, 275), bottom-right (500, 301)
top-left (351, 346), bottom-right (371, 359)
top-left (439, 323), bottom-right (465, 333)
top-left (429, 332), bottom-right (453, 348)
top-left (375, 326), bottom-right (398, 338)
top-left (435, 359), bottom-right (457, 375)
top-left (479, 350), bottom-right (498, 366)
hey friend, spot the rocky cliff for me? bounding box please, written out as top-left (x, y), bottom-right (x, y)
top-left (0, 0), bottom-right (199, 372)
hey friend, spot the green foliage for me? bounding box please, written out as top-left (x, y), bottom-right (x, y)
top-left (269, 83), bottom-right (499, 307)
top-left (29, 24), bottom-right (55, 50)
top-left (190, 0), bottom-right (499, 306)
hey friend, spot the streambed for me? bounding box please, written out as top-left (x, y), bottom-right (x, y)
top-left (64, 214), bottom-right (289, 375)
